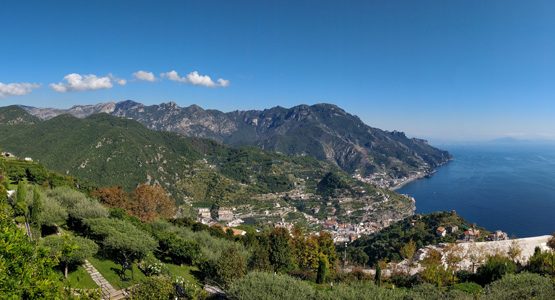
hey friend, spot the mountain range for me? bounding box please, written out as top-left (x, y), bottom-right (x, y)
top-left (20, 100), bottom-right (451, 184)
top-left (0, 106), bottom-right (414, 228)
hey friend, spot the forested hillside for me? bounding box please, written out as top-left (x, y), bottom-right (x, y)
top-left (0, 106), bottom-right (413, 227)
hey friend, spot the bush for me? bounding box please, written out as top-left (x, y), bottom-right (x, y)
top-left (138, 254), bottom-right (167, 276)
top-left (527, 247), bottom-right (555, 276)
top-left (157, 232), bottom-right (201, 265)
top-left (38, 194), bottom-right (68, 226)
top-left (482, 273), bottom-right (555, 299)
top-left (47, 187), bottom-right (107, 220)
top-left (84, 218), bottom-right (157, 271)
top-left (476, 254), bottom-right (516, 284)
top-left (130, 276), bottom-right (175, 300)
top-left (199, 244), bottom-right (247, 288)
top-left (174, 276), bottom-right (206, 300)
top-left (451, 282), bottom-right (483, 295)
top-left (228, 272), bottom-right (315, 300)
top-left (316, 281), bottom-right (409, 300)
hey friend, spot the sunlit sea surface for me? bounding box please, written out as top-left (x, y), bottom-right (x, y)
top-left (398, 143), bottom-right (555, 237)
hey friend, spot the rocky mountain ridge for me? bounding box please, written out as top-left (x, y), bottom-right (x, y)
top-left (21, 100), bottom-right (451, 186)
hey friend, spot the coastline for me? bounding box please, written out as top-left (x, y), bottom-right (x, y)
top-left (390, 174), bottom-right (425, 191)
top-left (390, 159), bottom-right (452, 191)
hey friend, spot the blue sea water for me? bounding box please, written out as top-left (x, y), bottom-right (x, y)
top-left (397, 143), bottom-right (555, 237)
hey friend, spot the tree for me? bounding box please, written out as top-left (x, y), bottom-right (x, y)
top-left (483, 273), bottom-right (555, 299)
top-left (507, 240), bottom-right (523, 263)
top-left (316, 254), bottom-right (329, 284)
top-left (38, 195), bottom-right (68, 227)
top-left (547, 233), bottom-right (555, 251)
top-left (400, 239), bottom-right (417, 261)
top-left (527, 247), bottom-right (555, 276)
top-left (85, 218), bottom-right (157, 277)
top-left (130, 275), bottom-right (175, 300)
top-left (292, 229), bottom-right (320, 271)
top-left (29, 186), bottom-right (43, 226)
top-left (477, 254), bottom-right (516, 284)
top-left (228, 272), bottom-right (315, 300)
top-left (466, 243), bottom-right (485, 273)
top-left (269, 227), bottom-right (294, 273)
top-left (130, 184), bottom-right (176, 222)
top-left (0, 203), bottom-right (64, 298)
top-left (157, 232), bottom-right (201, 265)
top-left (374, 262), bottom-right (382, 286)
top-left (317, 231), bottom-right (338, 269)
top-left (201, 244), bottom-right (247, 288)
top-left (420, 248), bottom-right (453, 287)
top-left (15, 181), bottom-right (28, 217)
top-left (48, 187), bottom-right (107, 221)
top-left (42, 235), bottom-right (98, 278)
top-left (444, 243), bottom-right (463, 281)
top-left (347, 247), bottom-right (369, 267)
top-left (92, 186), bottom-right (131, 210)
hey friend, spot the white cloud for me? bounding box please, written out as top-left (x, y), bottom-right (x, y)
top-left (161, 70), bottom-right (229, 88)
top-left (133, 70), bottom-right (156, 82)
top-left (50, 73), bottom-right (125, 93)
top-left (0, 82), bottom-right (40, 98)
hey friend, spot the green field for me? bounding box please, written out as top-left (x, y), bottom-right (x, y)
top-left (88, 257), bottom-right (147, 289)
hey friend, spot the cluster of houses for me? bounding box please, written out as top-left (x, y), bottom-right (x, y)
top-left (196, 207), bottom-right (246, 236)
top-left (322, 217), bottom-right (392, 243)
top-left (436, 225), bottom-right (508, 242)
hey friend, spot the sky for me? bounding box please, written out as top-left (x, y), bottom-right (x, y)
top-left (1, 0), bottom-right (554, 142)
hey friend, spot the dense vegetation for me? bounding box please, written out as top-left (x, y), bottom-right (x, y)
top-left (24, 100), bottom-right (452, 178)
top-left (350, 211), bottom-right (490, 266)
top-left (1, 156), bottom-right (554, 299)
top-left (0, 107), bottom-right (414, 226)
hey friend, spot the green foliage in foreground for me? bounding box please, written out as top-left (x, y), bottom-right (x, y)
top-left (228, 271), bottom-right (555, 300)
top-left (0, 202), bottom-right (64, 298)
top-left (482, 272), bottom-right (555, 300)
top-left (66, 265), bottom-right (98, 289)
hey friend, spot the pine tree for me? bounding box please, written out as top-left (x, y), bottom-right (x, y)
top-left (316, 254), bottom-right (329, 284)
top-left (375, 263), bottom-right (382, 286)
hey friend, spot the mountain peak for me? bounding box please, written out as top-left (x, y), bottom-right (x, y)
top-left (17, 100), bottom-right (450, 183)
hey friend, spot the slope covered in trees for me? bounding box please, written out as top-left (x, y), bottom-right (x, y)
top-left (21, 101), bottom-right (452, 182)
top-left (1, 157), bottom-right (555, 299)
top-left (0, 107), bottom-right (414, 226)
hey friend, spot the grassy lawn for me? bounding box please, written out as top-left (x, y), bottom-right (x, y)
top-left (66, 265), bottom-right (98, 289)
top-left (164, 263), bottom-right (200, 284)
top-left (88, 257), bottom-right (147, 289)
top-left (88, 257), bottom-right (202, 289)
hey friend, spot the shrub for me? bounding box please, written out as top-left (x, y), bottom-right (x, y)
top-left (130, 276), bottom-right (174, 300)
top-left (138, 254), bottom-right (167, 276)
top-left (47, 187), bottom-right (107, 220)
top-left (228, 272), bottom-right (315, 300)
top-left (451, 282), bottom-right (483, 296)
top-left (199, 244), bottom-right (247, 288)
top-left (84, 218), bottom-right (157, 272)
top-left (482, 273), bottom-right (555, 299)
top-left (477, 254), bottom-right (516, 284)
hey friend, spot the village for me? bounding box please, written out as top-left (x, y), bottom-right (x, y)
top-left (194, 201), bottom-right (406, 243)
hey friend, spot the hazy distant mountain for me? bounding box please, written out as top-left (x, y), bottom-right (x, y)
top-left (21, 100), bottom-right (451, 180)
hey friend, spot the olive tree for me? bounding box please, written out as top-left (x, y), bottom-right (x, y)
top-left (85, 218), bottom-right (157, 277)
top-left (42, 235), bottom-right (98, 278)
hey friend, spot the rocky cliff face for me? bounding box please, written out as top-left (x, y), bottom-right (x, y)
top-left (21, 100), bottom-right (451, 183)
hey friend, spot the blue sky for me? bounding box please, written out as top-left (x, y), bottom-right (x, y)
top-left (1, 0), bottom-right (554, 141)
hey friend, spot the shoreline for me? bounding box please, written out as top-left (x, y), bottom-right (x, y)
top-left (390, 158), bottom-right (453, 191)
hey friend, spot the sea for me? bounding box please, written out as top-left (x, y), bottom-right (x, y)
top-left (397, 142), bottom-right (555, 238)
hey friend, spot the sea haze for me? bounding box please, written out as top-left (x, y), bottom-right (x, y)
top-left (398, 142), bottom-right (555, 237)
